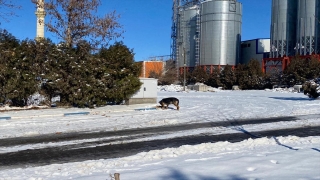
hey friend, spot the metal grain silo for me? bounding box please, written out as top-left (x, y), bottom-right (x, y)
top-left (200, 0), bottom-right (242, 66)
top-left (270, 0), bottom-right (298, 57)
top-left (296, 0), bottom-right (320, 55)
top-left (177, 5), bottom-right (199, 68)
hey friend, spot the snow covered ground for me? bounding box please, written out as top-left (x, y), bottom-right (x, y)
top-left (0, 86), bottom-right (320, 180)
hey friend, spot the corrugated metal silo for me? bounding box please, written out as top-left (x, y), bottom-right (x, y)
top-left (296, 0), bottom-right (320, 55)
top-left (270, 0), bottom-right (298, 57)
top-left (177, 5), bottom-right (198, 68)
top-left (200, 0), bottom-right (242, 66)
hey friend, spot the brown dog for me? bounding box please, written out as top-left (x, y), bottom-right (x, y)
top-left (158, 97), bottom-right (179, 110)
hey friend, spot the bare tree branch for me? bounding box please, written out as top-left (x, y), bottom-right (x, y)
top-left (0, 0), bottom-right (21, 22)
top-left (32, 0), bottom-right (123, 48)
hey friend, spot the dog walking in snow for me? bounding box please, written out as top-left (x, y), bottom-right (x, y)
top-left (158, 97), bottom-right (180, 110)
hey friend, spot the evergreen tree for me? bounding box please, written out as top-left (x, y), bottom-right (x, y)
top-left (234, 63), bottom-right (246, 88)
top-left (283, 56), bottom-right (309, 86)
top-left (305, 57), bottom-right (320, 80)
top-left (0, 29), bottom-right (19, 104)
top-left (237, 59), bottom-right (263, 90)
top-left (40, 41), bottom-right (69, 105)
top-left (206, 67), bottom-right (222, 88)
top-left (283, 56), bottom-right (320, 86)
top-left (189, 66), bottom-right (208, 84)
top-left (41, 41), bottom-right (141, 107)
top-left (0, 30), bottom-right (41, 106)
top-left (40, 41), bottom-right (95, 107)
top-left (220, 65), bottom-right (236, 89)
top-left (10, 39), bottom-right (40, 106)
top-left (262, 70), bottom-right (282, 89)
top-left (65, 41), bottom-right (96, 107)
top-left (97, 42), bottom-right (142, 105)
top-left (247, 59), bottom-right (264, 89)
top-left (32, 38), bottom-right (57, 106)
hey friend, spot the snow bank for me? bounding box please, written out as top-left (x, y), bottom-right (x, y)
top-left (0, 136), bottom-right (319, 180)
top-left (158, 84), bottom-right (184, 92)
top-left (159, 84), bottom-right (299, 93)
top-left (265, 87), bottom-right (297, 93)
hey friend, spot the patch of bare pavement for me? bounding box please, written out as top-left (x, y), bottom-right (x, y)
top-left (0, 114), bottom-right (320, 169)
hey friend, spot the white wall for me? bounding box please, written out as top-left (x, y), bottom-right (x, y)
top-left (257, 39), bottom-right (270, 53)
top-left (241, 39), bottom-right (270, 65)
top-left (131, 78), bottom-right (157, 99)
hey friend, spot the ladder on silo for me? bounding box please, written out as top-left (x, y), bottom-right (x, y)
top-left (175, 13), bottom-right (180, 78)
top-left (178, 8), bottom-right (184, 76)
top-left (172, 0), bottom-right (180, 78)
top-left (195, 6), bottom-right (200, 66)
top-left (185, 10), bottom-right (191, 67)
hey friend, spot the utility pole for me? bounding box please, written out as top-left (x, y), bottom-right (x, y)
top-left (183, 47), bottom-right (186, 91)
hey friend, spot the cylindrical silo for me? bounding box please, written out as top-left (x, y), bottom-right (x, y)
top-left (200, 0), bottom-right (242, 66)
top-left (296, 0), bottom-right (320, 55)
top-left (270, 0), bottom-right (298, 58)
top-left (177, 5), bottom-right (198, 68)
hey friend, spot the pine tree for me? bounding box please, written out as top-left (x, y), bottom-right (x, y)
top-left (220, 65), bottom-right (236, 89)
top-left (262, 69), bottom-right (282, 89)
top-left (189, 66), bottom-right (208, 84)
top-left (234, 63), bottom-right (246, 89)
top-left (0, 30), bottom-right (42, 106)
top-left (247, 59), bottom-right (264, 89)
top-left (96, 42), bottom-right (142, 105)
top-left (10, 40), bottom-right (39, 106)
top-left (0, 29), bottom-right (18, 103)
top-left (206, 67), bottom-right (222, 88)
top-left (236, 60), bottom-right (263, 90)
top-left (40, 41), bottom-right (95, 107)
top-left (305, 57), bottom-right (320, 80)
top-left (283, 56), bottom-right (308, 86)
top-left (282, 56), bottom-right (320, 86)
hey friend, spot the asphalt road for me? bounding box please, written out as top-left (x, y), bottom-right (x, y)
top-left (0, 114), bottom-right (319, 169)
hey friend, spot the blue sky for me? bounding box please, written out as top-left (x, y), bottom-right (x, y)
top-left (0, 0), bottom-right (271, 61)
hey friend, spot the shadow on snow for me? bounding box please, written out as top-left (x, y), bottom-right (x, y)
top-left (311, 148), bottom-right (320, 153)
top-left (161, 169), bottom-right (248, 180)
top-left (269, 97), bottom-right (314, 101)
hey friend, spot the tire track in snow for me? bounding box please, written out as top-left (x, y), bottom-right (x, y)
top-left (0, 125), bottom-right (319, 170)
top-left (0, 114), bottom-right (308, 147)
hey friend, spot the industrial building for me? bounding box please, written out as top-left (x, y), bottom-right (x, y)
top-left (138, 61), bottom-right (165, 78)
top-left (241, 39), bottom-right (270, 65)
top-left (200, 0), bottom-right (242, 68)
top-left (270, 0), bottom-right (320, 57)
top-left (172, 0), bottom-right (320, 74)
top-left (264, 0), bottom-right (320, 73)
top-left (177, 5), bottom-right (198, 69)
top-left (171, 0), bottom-right (242, 74)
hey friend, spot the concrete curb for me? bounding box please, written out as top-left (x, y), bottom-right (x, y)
top-left (0, 104), bottom-right (158, 120)
top-left (0, 116), bottom-right (11, 120)
top-left (64, 112), bottom-right (90, 116)
top-left (134, 107), bottom-right (157, 111)
top-left (1, 112), bottom-right (91, 120)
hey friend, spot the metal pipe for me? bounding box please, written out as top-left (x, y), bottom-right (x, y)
top-left (183, 47), bottom-right (186, 91)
